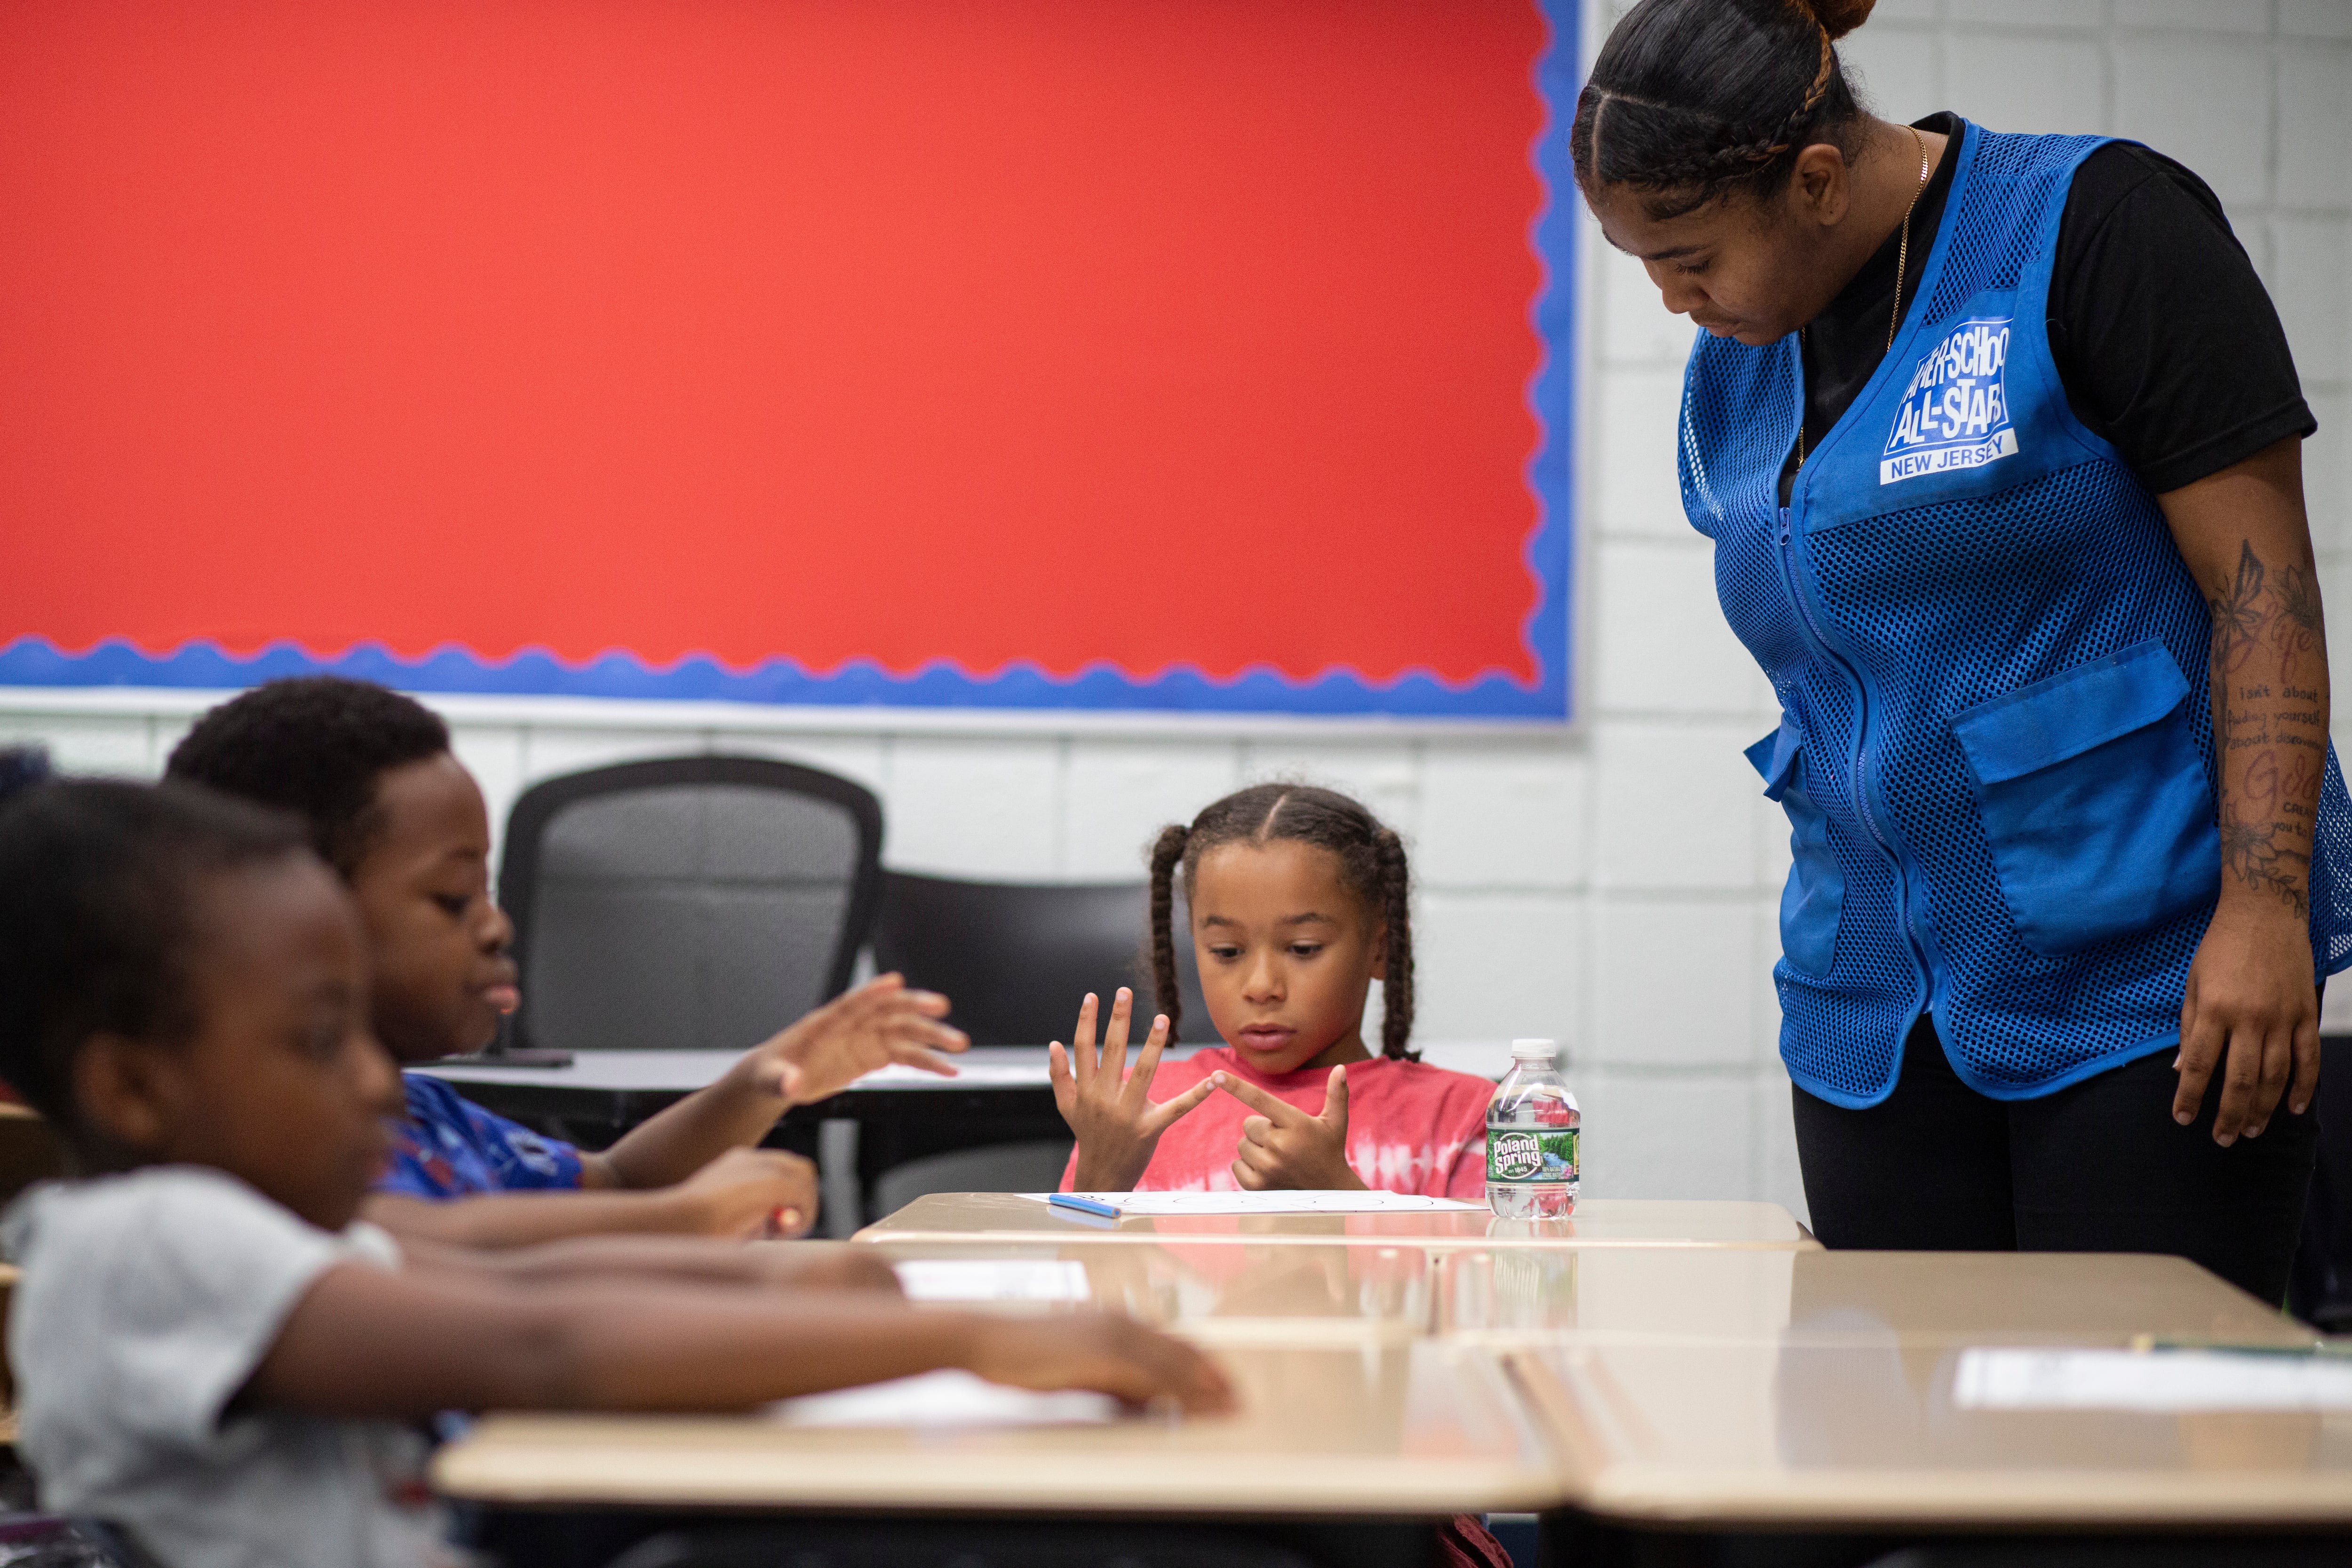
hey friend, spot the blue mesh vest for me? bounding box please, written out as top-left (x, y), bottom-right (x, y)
top-left (1680, 120), bottom-right (2352, 1107)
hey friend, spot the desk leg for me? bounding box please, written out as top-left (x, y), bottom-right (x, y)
top-left (818, 1118), bottom-right (862, 1237)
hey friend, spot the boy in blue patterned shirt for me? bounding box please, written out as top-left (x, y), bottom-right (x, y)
top-left (169, 677), bottom-right (966, 1247)
top-left (387, 1075), bottom-right (584, 1195)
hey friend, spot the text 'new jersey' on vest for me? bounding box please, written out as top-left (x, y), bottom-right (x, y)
top-left (1679, 119), bottom-right (2352, 1109)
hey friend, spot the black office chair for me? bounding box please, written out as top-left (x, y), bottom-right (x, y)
top-left (499, 756), bottom-right (883, 1055)
top-left (861, 873), bottom-right (1217, 1211)
top-left (870, 872), bottom-right (1210, 1047)
top-left (0, 1517), bottom-right (169, 1568)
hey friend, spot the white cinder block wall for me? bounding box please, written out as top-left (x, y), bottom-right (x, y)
top-left (5, 0), bottom-right (2348, 1223)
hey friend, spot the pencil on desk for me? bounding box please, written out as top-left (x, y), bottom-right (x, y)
top-left (2128, 1335), bottom-right (2352, 1358)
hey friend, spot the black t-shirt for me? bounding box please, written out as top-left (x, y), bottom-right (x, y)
top-left (1780, 112), bottom-right (2316, 504)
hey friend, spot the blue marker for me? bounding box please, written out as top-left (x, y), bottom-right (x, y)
top-left (1048, 1193), bottom-right (1122, 1219)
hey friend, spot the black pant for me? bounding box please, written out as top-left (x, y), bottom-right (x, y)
top-left (1793, 1018), bottom-right (2319, 1304)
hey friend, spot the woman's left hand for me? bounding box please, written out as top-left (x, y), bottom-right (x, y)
top-left (2156, 439), bottom-right (2329, 1148)
top-left (2175, 901), bottom-right (2319, 1145)
top-left (1211, 1068), bottom-right (1366, 1190)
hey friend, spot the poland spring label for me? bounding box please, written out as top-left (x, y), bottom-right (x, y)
top-left (1487, 1128), bottom-right (1578, 1185)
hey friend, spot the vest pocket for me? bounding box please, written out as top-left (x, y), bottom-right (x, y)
top-left (1950, 638), bottom-right (2219, 957)
top-left (1748, 717), bottom-right (1843, 977)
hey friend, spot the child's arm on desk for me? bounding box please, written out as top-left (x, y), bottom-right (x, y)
top-left (366, 1145), bottom-right (818, 1246)
top-left (578, 975), bottom-right (969, 1191)
top-left (399, 1233), bottom-right (902, 1294)
top-left (245, 1262), bottom-right (1234, 1417)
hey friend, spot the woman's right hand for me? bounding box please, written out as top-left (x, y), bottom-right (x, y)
top-left (1048, 988), bottom-right (1214, 1191)
top-left (968, 1310), bottom-right (1235, 1414)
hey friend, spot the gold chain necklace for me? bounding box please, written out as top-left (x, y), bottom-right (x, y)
top-left (1796, 126), bottom-right (1932, 470)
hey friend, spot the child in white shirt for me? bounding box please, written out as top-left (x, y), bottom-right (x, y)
top-left (0, 778), bottom-right (1229, 1568)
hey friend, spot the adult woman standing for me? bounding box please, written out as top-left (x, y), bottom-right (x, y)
top-left (1575, 0), bottom-right (2344, 1301)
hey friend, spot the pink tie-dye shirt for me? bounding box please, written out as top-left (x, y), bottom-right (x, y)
top-left (1057, 1047), bottom-right (1493, 1199)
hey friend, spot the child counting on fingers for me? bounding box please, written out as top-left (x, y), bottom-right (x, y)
top-left (1051, 785), bottom-right (1494, 1197)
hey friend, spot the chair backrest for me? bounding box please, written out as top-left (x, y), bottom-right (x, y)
top-left (871, 873), bottom-right (1211, 1047)
top-left (870, 1139), bottom-right (1076, 1217)
top-left (500, 756), bottom-right (882, 1053)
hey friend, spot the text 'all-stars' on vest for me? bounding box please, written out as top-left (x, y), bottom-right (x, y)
top-left (1679, 119), bottom-right (2352, 1108)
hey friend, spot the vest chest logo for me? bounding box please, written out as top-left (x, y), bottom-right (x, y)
top-left (1880, 314), bottom-right (2018, 484)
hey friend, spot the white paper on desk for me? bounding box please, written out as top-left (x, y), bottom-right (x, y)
top-left (1021, 1189), bottom-right (1484, 1216)
top-left (850, 1063), bottom-right (1046, 1087)
top-left (766, 1369), bottom-right (1118, 1427)
top-left (1953, 1348), bottom-right (2352, 1412)
top-left (892, 1258), bottom-right (1091, 1302)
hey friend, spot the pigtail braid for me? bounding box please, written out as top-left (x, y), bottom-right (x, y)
top-left (1576, 96), bottom-right (1783, 189)
top-left (1147, 823), bottom-right (1190, 1042)
top-left (1373, 827), bottom-right (1417, 1061)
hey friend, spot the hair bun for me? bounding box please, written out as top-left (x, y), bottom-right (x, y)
top-left (1795, 0), bottom-right (1876, 41)
top-left (0, 747), bottom-right (51, 808)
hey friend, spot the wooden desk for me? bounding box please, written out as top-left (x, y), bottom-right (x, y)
top-left (419, 1046), bottom-right (1071, 1139)
top-left (432, 1246), bottom-right (2352, 1545)
top-left (432, 1342), bottom-right (1558, 1517)
top-left (859, 1192), bottom-right (1816, 1251)
top-left (858, 1238), bottom-right (2296, 1356)
top-left (1503, 1251), bottom-right (2347, 1532)
top-left (421, 1048), bottom-right (1080, 1225)
top-left (1514, 1339), bottom-right (2352, 1529)
top-left (1440, 1246), bottom-right (2313, 1347)
top-left (864, 1235), bottom-right (1452, 1349)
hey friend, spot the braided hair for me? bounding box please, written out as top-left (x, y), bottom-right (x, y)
top-left (1572, 0), bottom-right (1876, 218)
top-left (1147, 783), bottom-right (1417, 1061)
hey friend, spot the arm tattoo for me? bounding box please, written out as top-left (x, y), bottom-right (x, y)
top-left (2220, 804), bottom-right (2313, 920)
top-left (2207, 536), bottom-right (2329, 916)
top-left (2281, 562), bottom-right (2325, 634)
top-left (2209, 541), bottom-right (2265, 674)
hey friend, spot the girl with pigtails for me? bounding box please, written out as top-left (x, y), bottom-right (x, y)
top-left (1048, 784), bottom-right (1494, 1199)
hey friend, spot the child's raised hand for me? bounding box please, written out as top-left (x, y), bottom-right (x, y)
top-left (1211, 1067), bottom-right (1366, 1191)
top-left (1049, 988), bottom-right (1215, 1192)
top-left (745, 973), bottom-right (970, 1107)
top-left (967, 1309), bottom-right (1235, 1414)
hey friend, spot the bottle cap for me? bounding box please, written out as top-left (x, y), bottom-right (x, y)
top-left (1509, 1038), bottom-right (1558, 1061)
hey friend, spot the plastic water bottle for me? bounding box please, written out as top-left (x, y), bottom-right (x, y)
top-left (1485, 1038), bottom-right (1579, 1219)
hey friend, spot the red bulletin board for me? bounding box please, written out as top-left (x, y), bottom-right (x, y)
top-left (0, 0), bottom-right (1576, 717)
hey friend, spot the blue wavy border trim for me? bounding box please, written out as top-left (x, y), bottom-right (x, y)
top-left (0, 636), bottom-right (1569, 716)
top-left (2, 2), bottom-right (1577, 722)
